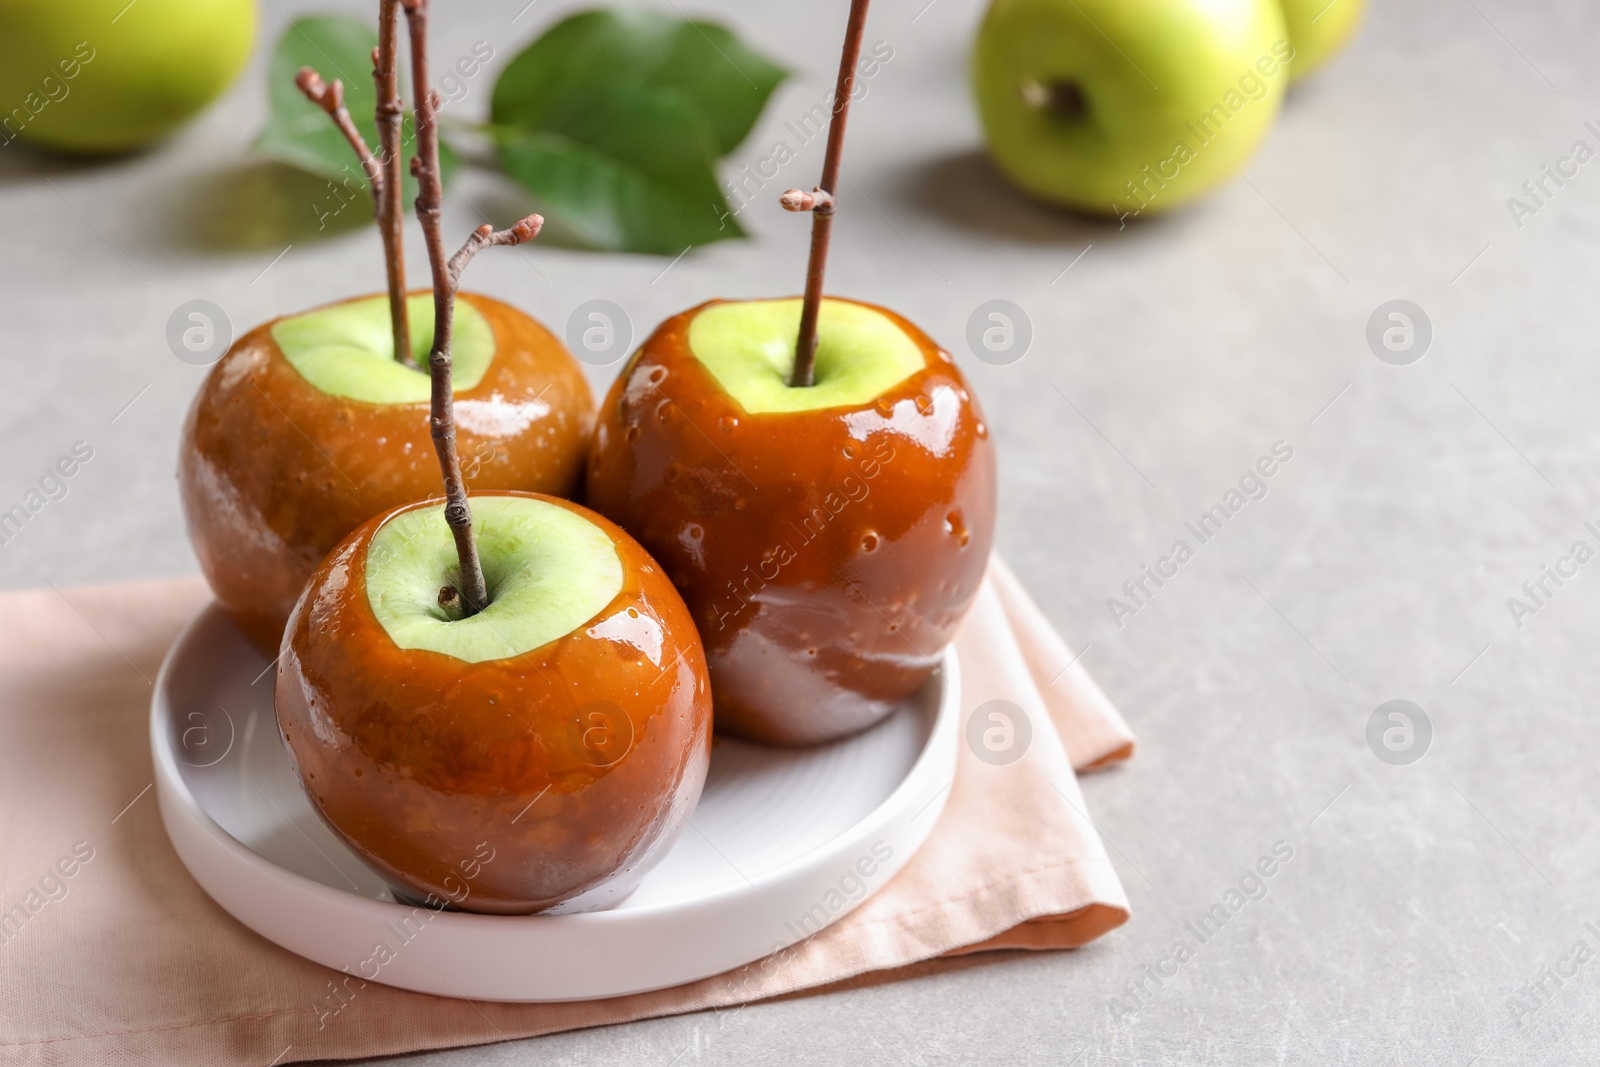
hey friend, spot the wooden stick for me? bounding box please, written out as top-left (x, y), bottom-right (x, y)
top-left (374, 0), bottom-right (413, 367)
top-left (295, 55), bottom-right (413, 368)
top-left (447, 217), bottom-right (544, 282)
top-left (294, 69), bottom-right (381, 190)
top-left (788, 0), bottom-right (872, 389)
top-left (402, 0), bottom-right (543, 618)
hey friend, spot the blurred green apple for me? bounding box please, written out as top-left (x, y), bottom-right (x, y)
top-left (0, 0), bottom-right (256, 154)
top-left (1279, 0), bottom-right (1364, 81)
top-left (972, 0), bottom-right (1290, 219)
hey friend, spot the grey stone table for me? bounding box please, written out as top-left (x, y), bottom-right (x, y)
top-left (4, 0), bottom-right (1596, 1063)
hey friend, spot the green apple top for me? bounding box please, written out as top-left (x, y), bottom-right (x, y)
top-left (271, 294), bottom-right (494, 404)
top-left (971, 0), bottom-right (1289, 216)
top-left (366, 496), bottom-right (625, 664)
top-left (1279, 0), bottom-right (1365, 81)
top-left (687, 298), bottom-right (925, 414)
top-left (0, 0), bottom-right (256, 154)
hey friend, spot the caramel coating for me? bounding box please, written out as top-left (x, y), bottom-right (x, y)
top-left (275, 493), bottom-right (712, 914)
top-left (179, 292), bottom-right (594, 653)
top-left (586, 298), bottom-right (997, 746)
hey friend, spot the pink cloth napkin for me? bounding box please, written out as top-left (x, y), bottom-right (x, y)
top-left (0, 559), bottom-right (1134, 1065)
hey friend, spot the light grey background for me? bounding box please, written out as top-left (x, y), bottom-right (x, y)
top-left (4, 0), bottom-right (1598, 1063)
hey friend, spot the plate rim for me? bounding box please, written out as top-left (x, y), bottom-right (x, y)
top-left (150, 602), bottom-right (960, 996)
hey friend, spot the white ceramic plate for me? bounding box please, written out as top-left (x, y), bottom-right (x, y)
top-left (151, 605), bottom-right (959, 1002)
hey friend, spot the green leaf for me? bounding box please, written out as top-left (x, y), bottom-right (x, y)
top-left (491, 9), bottom-right (785, 253)
top-left (497, 82), bottom-right (743, 255)
top-left (493, 9), bottom-right (785, 156)
top-left (254, 15), bottom-right (454, 206)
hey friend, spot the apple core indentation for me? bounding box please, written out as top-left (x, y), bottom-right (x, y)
top-left (366, 496), bottom-right (624, 663)
top-left (686, 298), bottom-right (925, 415)
top-left (271, 294), bottom-right (495, 404)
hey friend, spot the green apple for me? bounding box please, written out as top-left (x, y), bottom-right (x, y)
top-left (180, 290), bottom-right (595, 654)
top-left (687, 298), bottom-right (924, 414)
top-left (1278, 0), bottom-right (1364, 81)
top-left (366, 495), bottom-right (623, 663)
top-left (0, 0), bottom-right (256, 154)
top-left (277, 490), bottom-right (714, 913)
top-left (585, 296), bottom-right (998, 745)
top-left (271, 294), bottom-right (495, 404)
top-left (971, 0), bottom-right (1290, 218)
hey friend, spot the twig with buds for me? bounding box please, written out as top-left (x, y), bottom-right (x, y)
top-left (295, 69), bottom-right (382, 189)
top-left (373, 0), bottom-right (412, 366)
top-left (779, 188), bottom-right (834, 213)
top-left (403, 0), bottom-right (543, 618)
top-left (447, 216), bottom-right (544, 281)
top-left (785, 0), bottom-right (873, 389)
top-left (294, 15), bottom-right (414, 367)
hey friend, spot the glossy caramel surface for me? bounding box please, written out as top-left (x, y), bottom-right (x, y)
top-left (586, 298), bottom-right (996, 746)
top-left (180, 292), bottom-right (594, 653)
top-left (275, 492), bottom-right (712, 914)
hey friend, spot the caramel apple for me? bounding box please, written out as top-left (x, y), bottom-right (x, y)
top-left (587, 297), bottom-right (995, 745)
top-left (275, 0), bottom-right (710, 914)
top-left (180, 291), bottom-right (592, 652)
top-left (178, 3), bottom-right (592, 653)
top-left (585, 0), bottom-right (995, 745)
top-left (276, 491), bottom-right (711, 912)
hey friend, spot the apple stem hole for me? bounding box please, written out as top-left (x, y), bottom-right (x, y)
top-left (787, 0), bottom-right (873, 389)
top-left (291, 1), bottom-right (414, 367)
top-left (376, 0), bottom-right (415, 368)
top-left (404, 0), bottom-right (544, 620)
top-left (1020, 79), bottom-right (1088, 121)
